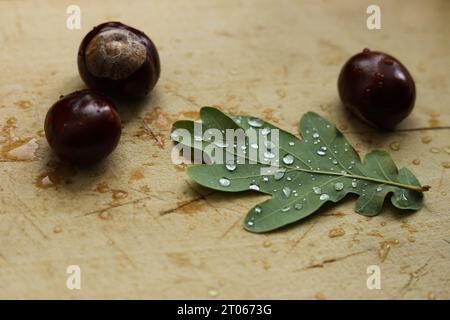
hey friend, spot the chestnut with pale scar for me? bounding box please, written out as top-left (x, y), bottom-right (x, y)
top-left (85, 29), bottom-right (147, 80)
top-left (78, 21), bottom-right (160, 98)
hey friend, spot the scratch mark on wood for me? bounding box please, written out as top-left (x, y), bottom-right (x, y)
top-left (112, 243), bottom-right (138, 270)
top-left (399, 258), bottom-right (431, 297)
top-left (142, 120), bottom-right (165, 149)
top-left (288, 220), bottom-right (317, 252)
top-left (80, 195), bottom-right (153, 217)
top-left (294, 250), bottom-right (369, 272)
top-left (218, 215), bottom-right (242, 240)
top-left (159, 196), bottom-right (205, 216)
top-left (12, 192), bottom-right (49, 240)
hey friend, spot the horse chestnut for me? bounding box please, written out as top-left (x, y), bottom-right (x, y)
top-left (78, 22), bottom-right (160, 98)
top-left (44, 90), bottom-right (122, 164)
top-left (338, 49), bottom-right (416, 130)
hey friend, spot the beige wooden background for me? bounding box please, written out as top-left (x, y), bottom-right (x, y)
top-left (0, 0), bottom-right (449, 299)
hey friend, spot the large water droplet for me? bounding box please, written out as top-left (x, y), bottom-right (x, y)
top-left (219, 177), bottom-right (230, 187)
top-left (319, 194), bottom-right (330, 201)
top-left (247, 118), bottom-right (264, 128)
top-left (283, 154), bottom-right (294, 165)
top-left (249, 182), bottom-right (260, 191)
top-left (313, 186), bottom-right (322, 194)
top-left (334, 182), bottom-right (344, 191)
top-left (282, 186), bottom-right (291, 198)
top-left (317, 150), bottom-right (326, 156)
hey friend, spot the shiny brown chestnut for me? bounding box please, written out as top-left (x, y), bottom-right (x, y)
top-left (338, 49), bottom-right (416, 130)
top-left (44, 90), bottom-right (122, 164)
top-left (78, 21), bottom-right (160, 98)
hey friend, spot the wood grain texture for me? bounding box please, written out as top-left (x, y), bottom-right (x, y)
top-left (0, 0), bottom-right (449, 299)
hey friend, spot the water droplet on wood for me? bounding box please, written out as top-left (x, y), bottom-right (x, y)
top-left (389, 141), bottom-right (400, 151)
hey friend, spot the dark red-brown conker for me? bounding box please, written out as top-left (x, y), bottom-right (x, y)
top-left (44, 90), bottom-right (122, 164)
top-left (338, 49), bottom-right (416, 130)
top-left (78, 21), bottom-right (160, 98)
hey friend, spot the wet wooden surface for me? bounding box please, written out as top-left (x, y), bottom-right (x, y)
top-left (0, 0), bottom-right (449, 299)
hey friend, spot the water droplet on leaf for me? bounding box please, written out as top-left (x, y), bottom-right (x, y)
top-left (247, 118), bottom-right (264, 127)
top-left (283, 154), bottom-right (294, 165)
top-left (225, 161), bottom-right (236, 172)
top-left (334, 182), bottom-right (344, 191)
top-left (219, 177), bottom-right (230, 187)
top-left (274, 169), bottom-right (285, 180)
top-left (261, 127), bottom-right (271, 136)
top-left (320, 194), bottom-right (330, 201)
top-left (249, 182), bottom-right (260, 191)
top-left (282, 186), bottom-right (291, 198)
top-left (313, 187), bottom-right (322, 194)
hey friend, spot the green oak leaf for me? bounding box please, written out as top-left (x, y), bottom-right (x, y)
top-left (171, 107), bottom-right (429, 233)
